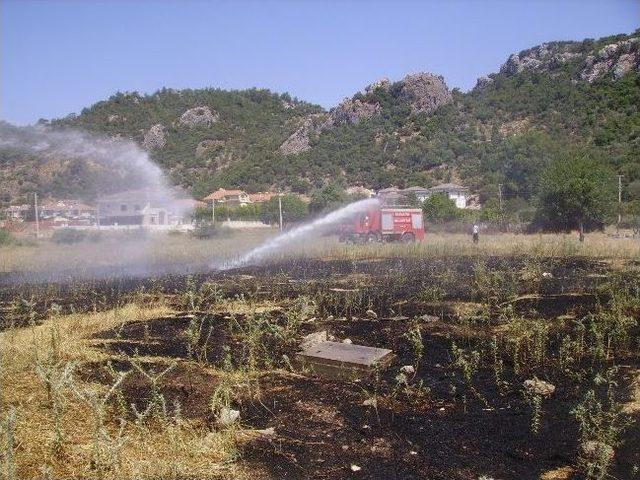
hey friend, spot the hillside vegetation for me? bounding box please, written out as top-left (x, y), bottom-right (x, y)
top-left (0, 30), bottom-right (638, 210)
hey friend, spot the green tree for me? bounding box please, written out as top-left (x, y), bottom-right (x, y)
top-left (309, 184), bottom-right (348, 214)
top-left (260, 195), bottom-right (309, 226)
top-left (422, 193), bottom-right (460, 223)
top-left (536, 154), bottom-right (615, 240)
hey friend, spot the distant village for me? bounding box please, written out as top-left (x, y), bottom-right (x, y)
top-left (1, 183), bottom-right (476, 235)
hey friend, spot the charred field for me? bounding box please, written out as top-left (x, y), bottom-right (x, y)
top-left (1, 252), bottom-right (639, 480)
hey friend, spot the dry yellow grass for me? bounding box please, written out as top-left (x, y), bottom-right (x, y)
top-left (2, 229), bottom-right (639, 275)
top-left (0, 304), bottom-right (243, 479)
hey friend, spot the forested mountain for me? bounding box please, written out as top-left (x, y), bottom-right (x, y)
top-left (1, 30), bottom-right (638, 207)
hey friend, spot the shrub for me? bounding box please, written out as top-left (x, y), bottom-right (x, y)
top-left (51, 228), bottom-right (87, 244)
top-left (422, 193), bottom-right (461, 223)
top-left (0, 228), bottom-right (14, 246)
top-left (191, 224), bottom-right (233, 239)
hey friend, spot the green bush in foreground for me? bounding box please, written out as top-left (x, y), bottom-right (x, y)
top-left (0, 228), bottom-right (14, 246)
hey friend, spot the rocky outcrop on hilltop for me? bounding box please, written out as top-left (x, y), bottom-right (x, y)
top-left (142, 124), bottom-right (166, 150)
top-left (364, 77), bottom-right (391, 93)
top-left (178, 106), bottom-right (219, 128)
top-left (279, 72), bottom-right (451, 155)
top-left (498, 36), bottom-right (639, 83)
top-left (500, 43), bottom-right (581, 75)
top-left (581, 38), bottom-right (640, 82)
top-left (397, 73), bottom-right (452, 114)
top-left (330, 98), bottom-right (381, 125)
top-left (279, 114), bottom-right (333, 155)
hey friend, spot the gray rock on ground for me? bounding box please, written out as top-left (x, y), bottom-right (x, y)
top-left (524, 378), bottom-right (556, 397)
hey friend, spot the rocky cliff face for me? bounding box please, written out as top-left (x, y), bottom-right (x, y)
top-left (142, 124), bottom-right (166, 150)
top-left (581, 38), bottom-right (639, 82)
top-left (178, 106), bottom-right (219, 128)
top-left (498, 35), bottom-right (639, 83)
top-left (279, 114), bottom-right (333, 155)
top-left (278, 72), bottom-right (452, 156)
top-left (396, 73), bottom-right (452, 113)
top-left (330, 98), bottom-right (381, 125)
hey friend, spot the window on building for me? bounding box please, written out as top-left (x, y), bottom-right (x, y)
top-left (120, 204), bottom-right (128, 212)
top-left (134, 205), bottom-right (141, 211)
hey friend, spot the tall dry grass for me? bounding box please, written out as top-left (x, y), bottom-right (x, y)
top-left (0, 304), bottom-right (242, 479)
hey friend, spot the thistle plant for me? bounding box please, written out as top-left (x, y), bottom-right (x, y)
top-left (403, 325), bottom-right (424, 372)
top-left (34, 327), bottom-right (77, 454)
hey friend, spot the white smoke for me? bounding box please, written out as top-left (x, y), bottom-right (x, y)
top-left (0, 124), bottom-right (191, 218)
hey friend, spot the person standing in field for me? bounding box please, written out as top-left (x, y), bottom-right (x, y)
top-left (472, 223), bottom-right (479, 244)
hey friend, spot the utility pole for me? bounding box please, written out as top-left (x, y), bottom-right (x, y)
top-left (34, 192), bottom-right (40, 239)
top-left (278, 193), bottom-right (283, 231)
top-left (617, 174), bottom-right (623, 229)
top-left (498, 184), bottom-right (503, 212)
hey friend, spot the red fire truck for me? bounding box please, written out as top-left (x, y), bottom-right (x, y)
top-left (339, 206), bottom-right (425, 243)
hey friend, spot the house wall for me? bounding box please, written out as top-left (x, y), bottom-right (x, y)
top-left (448, 193), bottom-right (467, 209)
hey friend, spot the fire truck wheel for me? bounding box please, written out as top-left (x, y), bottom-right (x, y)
top-left (366, 233), bottom-right (379, 243)
top-left (401, 232), bottom-right (415, 243)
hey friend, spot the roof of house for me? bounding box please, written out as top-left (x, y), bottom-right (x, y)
top-left (248, 192), bottom-right (276, 203)
top-left (202, 188), bottom-right (248, 201)
top-left (402, 186), bottom-right (430, 192)
top-left (41, 200), bottom-right (96, 211)
top-left (429, 183), bottom-right (468, 192)
top-left (7, 204), bottom-right (31, 211)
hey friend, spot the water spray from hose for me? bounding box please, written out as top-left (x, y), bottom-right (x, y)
top-left (221, 197), bottom-right (380, 269)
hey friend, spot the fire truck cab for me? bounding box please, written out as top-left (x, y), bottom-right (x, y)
top-left (340, 206), bottom-right (425, 243)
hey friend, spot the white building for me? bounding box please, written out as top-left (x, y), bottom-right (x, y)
top-left (427, 183), bottom-right (469, 209)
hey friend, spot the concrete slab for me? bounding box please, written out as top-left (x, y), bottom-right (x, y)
top-left (297, 341), bottom-right (394, 380)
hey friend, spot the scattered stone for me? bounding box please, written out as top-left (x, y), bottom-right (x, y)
top-left (178, 106), bottom-right (219, 128)
top-left (255, 427), bottom-right (276, 437)
top-left (419, 314), bottom-right (439, 322)
top-left (142, 124), bottom-right (166, 150)
top-left (326, 315), bottom-right (335, 321)
top-left (581, 441), bottom-right (615, 462)
top-left (542, 272), bottom-right (553, 278)
top-left (301, 331), bottom-right (327, 350)
top-left (539, 466), bottom-right (574, 480)
top-left (350, 464), bottom-right (361, 472)
top-left (216, 407), bottom-right (240, 427)
top-left (107, 114), bottom-right (122, 123)
top-left (362, 397), bottom-right (377, 408)
top-left (341, 445), bottom-right (349, 451)
top-left (365, 309), bottom-right (378, 319)
top-left (342, 338), bottom-right (353, 344)
top-left (524, 378), bottom-right (556, 397)
top-left (400, 365), bottom-right (415, 375)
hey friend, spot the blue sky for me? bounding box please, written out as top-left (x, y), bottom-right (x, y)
top-left (1, 0), bottom-right (638, 125)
